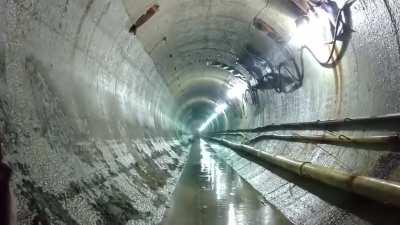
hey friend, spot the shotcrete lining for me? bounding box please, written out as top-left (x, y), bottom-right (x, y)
top-left (2, 0), bottom-right (400, 224)
top-left (2, 0), bottom-right (189, 224)
top-left (133, 0), bottom-right (400, 223)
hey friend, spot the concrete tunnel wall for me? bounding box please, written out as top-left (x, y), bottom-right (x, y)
top-left (210, 1), bottom-right (400, 224)
top-left (1, 0), bottom-right (400, 225)
top-left (1, 0), bottom-right (191, 224)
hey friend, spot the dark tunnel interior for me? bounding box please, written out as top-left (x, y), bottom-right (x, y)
top-left (1, 0), bottom-right (400, 224)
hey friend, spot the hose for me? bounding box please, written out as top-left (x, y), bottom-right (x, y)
top-left (301, 0), bottom-right (357, 67)
top-left (244, 133), bottom-right (400, 150)
top-left (206, 137), bottom-right (400, 208)
top-left (210, 113), bottom-right (400, 134)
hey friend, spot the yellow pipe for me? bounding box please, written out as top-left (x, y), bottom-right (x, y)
top-left (207, 137), bottom-right (400, 207)
top-left (245, 134), bottom-right (400, 147)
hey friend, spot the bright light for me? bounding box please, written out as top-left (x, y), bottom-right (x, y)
top-left (227, 80), bottom-right (248, 100)
top-left (198, 103), bottom-right (229, 132)
top-left (227, 203), bottom-right (237, 225)
top-left (198, 112), bottom-right (218, 132)
top-left (289, 17), bottom-right (319, 47)
top-left (289, 10), bottom-right (330, 48)
top-left (288, 10), bottom-right (333, 61)
top-left (198, 126), bottom-right (206, 132)
top-left (215, 103), bottom-right (228, 114)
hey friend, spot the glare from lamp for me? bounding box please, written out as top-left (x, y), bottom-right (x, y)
top-left (227, 80), bottom-right (248, 100)
top-left (215, 103), bottom-right (228, 114)
top-left (198, 112), bottom-right (219, 132)
top-left (289, 10), bottom-right (330, 49)
top-left (198, 103), bottom-right (229, 132)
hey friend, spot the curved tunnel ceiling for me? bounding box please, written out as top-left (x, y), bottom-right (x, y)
top-left (3, 0), bottom-right (400, 224)
top-left (122, 0), bottom-right (301, 131)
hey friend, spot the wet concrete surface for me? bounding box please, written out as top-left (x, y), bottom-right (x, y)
top-left (161, 139), bottom-right (292, 225)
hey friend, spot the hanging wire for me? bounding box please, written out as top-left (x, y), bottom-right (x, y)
top-left (247, 0), bottom-right (272, 34)
top-left (300, 0), bottom-right (358, 67)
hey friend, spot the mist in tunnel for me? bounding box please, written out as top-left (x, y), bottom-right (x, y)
top-left (1, 0), bottom-right (400, 224)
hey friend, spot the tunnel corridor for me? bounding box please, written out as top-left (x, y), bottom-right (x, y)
top-left (1, 0), bottom-right (400, 224)
top-left (161, 139), bottom-right (292, 225)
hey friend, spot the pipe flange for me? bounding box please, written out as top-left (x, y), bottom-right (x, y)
top-left (299, 161), bottom-right (311, 176)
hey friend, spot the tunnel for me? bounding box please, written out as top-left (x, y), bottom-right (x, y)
top-left (1, 0), bottom-right (400, 224)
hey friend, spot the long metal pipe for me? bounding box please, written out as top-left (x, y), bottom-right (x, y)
top-left (206, 137), bottom-right (400, 207)
top-left (211, 113), bottom-right (400, 134)
top-left (213, 133), bottom-right (247, 138)
top-left (245, 134), bottom-right (400, 148)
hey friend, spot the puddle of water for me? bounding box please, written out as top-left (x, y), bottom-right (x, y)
top-left (160, 139), bottom-right (293, 225)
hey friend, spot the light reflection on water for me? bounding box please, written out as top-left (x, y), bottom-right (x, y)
top-left (228, 203), bottom-right (237, 225)
top-left (200, 139), bottom-right (227, 200)
top-left (161, 139), bottom-right (292, 225)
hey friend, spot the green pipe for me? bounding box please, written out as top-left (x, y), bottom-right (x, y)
top-left (245, 134), bottom-right (400, 147)
top-left (206, 137), bottom-right (400, 207)
top-left (213, 133), bottom-right (246, 138)
top-left (210, 113), bottom-right (400, 134)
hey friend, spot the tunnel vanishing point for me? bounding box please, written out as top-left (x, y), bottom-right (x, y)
top-left (1, 0), bottom-right (400, 224)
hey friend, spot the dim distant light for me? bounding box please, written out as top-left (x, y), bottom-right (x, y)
top-left (198, 103), bottom-right (229, 132)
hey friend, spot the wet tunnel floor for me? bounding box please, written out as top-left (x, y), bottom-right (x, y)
top-left (161, 139), bottom-right (292, 225)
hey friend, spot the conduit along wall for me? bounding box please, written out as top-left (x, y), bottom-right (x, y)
top-left (199, 0), bottom-right (400, 224)
top-left (206, 137), bottom-right (400, 207)
top-left (2, 0), bottom-right (400, 225)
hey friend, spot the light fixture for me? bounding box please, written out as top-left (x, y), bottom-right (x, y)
top-left (198, 103), bottom-right (229, 132)
top-left (198, 122), bottom-right (208, 132)
top-left (227, 80), bottom-right (248, 100)
top-left (289, 8), bottom-right (332, 59)
top-left (198, 113), bottom-right (218, 132)
top-left (198, 80), bottom-right (248, 132)
top-left (215, 103), bottom-right (228, 114)
top-left (290, 16), bottom-right (320, 47)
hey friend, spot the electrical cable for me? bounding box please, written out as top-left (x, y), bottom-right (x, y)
top-left (247, 0), bottom-right (271, 34)
top-left (300, 0), bottom-right (357, 67)
top-left (276, 59), bottom-right (303, 93)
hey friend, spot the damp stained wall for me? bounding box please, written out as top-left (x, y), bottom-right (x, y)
top-left (2, 0), bottom-right (190, 224)
top-left (2, 0), bottom-right (400, 225)
top-left (123, 0), bottom-right (400, 224)
top-left (210, 1), bottom-right (400, 224)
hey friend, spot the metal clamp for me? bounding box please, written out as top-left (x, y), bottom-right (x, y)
top-left (299, 161), bottom-right (311, 176)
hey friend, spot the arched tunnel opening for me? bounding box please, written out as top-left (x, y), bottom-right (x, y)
top-left (1, 0), bottom-right (400, 224)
